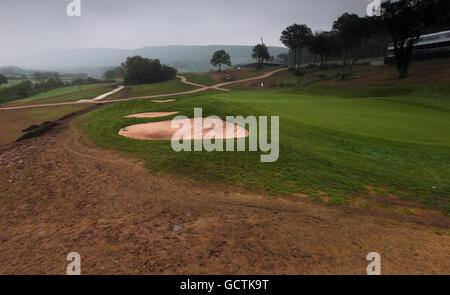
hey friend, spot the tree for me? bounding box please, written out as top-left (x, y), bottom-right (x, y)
top-left (277, 53), bottom-right (288, 66)
top-left (252, 43), bottom-right (271, 69)
top-left (333, 13), bottom-right (370, 79)
top-left (0, 80), bottom-right (35, 103)
top-left (309, 31), bottom-right (336, 68)
top-left (103, 70), bottom-right (115, 80)
top-left (381, 0), bottom-right (447, 78)
top-left (33, 72), bottom-right (44, 84)
top-left (160, 64), bottom-right (178, 81)
top-left (280, 24), bottom-right (313, 74)
top-left (33, 71), bottom-right (61, 85)
top-left (210, 50), bottom-right (232, 72)
top-left (15, 80), bottom-right (33, 98)
top-left (121, 56), bottom-right (177, 85)
top-left (103, 67), bottom-right (124, 80)
top-left (434, 0), bottom-right (450, 30)
top-left (0, 74), bottom-right (7, 85)
top-left (43, 78), bottom-right (64, 89)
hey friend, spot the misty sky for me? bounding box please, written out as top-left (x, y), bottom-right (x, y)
top-left (0, 0), bottom-right (369, 59)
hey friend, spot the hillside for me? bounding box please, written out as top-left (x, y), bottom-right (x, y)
top-left (0, 45), bottom-right (288, 75)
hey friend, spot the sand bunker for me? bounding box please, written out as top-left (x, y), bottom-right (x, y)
top-left (123, 111), bottom-right (179, 118)
top-left (152, 99), bottom-right (176, 103)
top-left (119, 118), bottom-right (249, 140)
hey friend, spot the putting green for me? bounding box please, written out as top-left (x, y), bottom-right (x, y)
top-left (210, 91), bottom-right (450, 147)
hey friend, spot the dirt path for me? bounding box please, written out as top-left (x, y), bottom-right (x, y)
top-left (0, 121), bottom-right (449, 274)
top-left (213, 68), bottom-right (287, 88)
top-left (177, 76), bottom-right (230, 92)
top-left (79, 86), bottom-right (125, 102)
top-left (0, 69), bottom-right (286, 111)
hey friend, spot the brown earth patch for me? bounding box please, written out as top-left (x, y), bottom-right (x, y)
top-left (0, 105), bottom-right (92, 146)
top-left (0, 109), bottom-right (449, 275)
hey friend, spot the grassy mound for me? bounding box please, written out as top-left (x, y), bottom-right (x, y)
top-left (76, 85), bottom-right (450, 214)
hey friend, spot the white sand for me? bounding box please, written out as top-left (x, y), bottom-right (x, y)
top-left (119, 118), bottom-right (249, 140)
top-left (123, 111), bottom-right (180, 118)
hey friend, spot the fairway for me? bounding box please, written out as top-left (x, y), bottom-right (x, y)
top-left (77, 85), bottom-right (450, 214)
top-left (127, 79), bottom-right (199, 97)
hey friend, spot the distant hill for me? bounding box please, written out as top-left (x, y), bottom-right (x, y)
top-left (1, 45), bottom-right (288, 75)
top-left (0, 66), bottom-right (33, 77)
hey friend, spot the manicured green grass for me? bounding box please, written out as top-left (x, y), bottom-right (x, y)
top-left (128, 79), bottom-right (198, 97)
top-left (76, 85), bottom-right (450, 214)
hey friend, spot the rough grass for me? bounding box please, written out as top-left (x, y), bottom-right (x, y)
top-left (181, 73), bottom-right (218, 86)
top-left (76, 85), bottom-right (450, 214)
top-left (128, 79), bottom-right (198, 97)
top-left (183, 68), bottom-right (279, 86)
top-left (0, 105), bottom-right (89, 145)
top-left (4, 83), bottom-right (115, 106)
top-left (0, 83), bottom-right (117, 145)
top-left (223, 58), bottom-right (450, 90)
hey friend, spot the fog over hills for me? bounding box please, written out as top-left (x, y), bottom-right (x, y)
top-left (1, 45), bottom-right (288, 76)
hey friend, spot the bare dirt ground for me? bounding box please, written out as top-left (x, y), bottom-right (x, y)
top-left (0, 118), bottom-right (449, 274)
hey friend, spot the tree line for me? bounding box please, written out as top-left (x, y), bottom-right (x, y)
top-left (208, 0), bottom-right (450, 78)
top-left (102, 56), bottom-right (178, 85)
top-left (0, 71), bottom-right (109, 104)
top-left (210, 43), bottom-right (273, 72)
top-left (280, 0), bottom-right (449, 78)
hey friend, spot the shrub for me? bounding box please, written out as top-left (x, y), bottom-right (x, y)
top-left (121, 56), bottom-right (177, 85)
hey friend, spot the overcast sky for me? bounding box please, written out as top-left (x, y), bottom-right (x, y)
top-left (0, 0), bottom-right (369, 59)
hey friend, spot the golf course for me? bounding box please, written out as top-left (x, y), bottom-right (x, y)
top-left (1, 58), bottom-right (450, 274)
top-left (77, 82), bottom-right (450, 214)
top-left (1, 0), bottom-right (449, 276)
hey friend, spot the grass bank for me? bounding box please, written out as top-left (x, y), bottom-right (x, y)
top-left (76, 85), bottom-right (450, 214)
